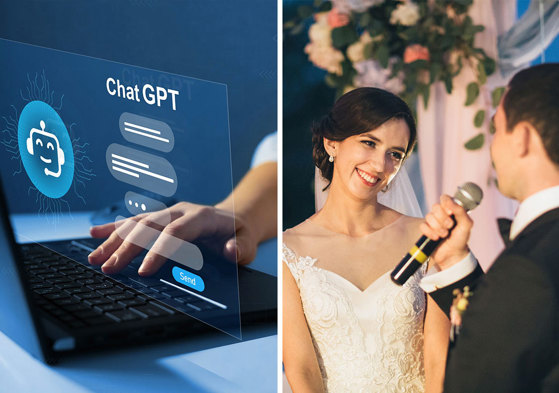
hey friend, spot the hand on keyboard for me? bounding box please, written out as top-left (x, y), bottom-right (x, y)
top-left (87, 202), bottom-right (257, 276)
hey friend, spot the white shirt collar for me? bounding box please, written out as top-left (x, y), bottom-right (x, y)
top-left (510, 185), bottom-right (559, 240)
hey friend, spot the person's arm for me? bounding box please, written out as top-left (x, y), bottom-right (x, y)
top-left (423, 293), bottom-right (451, 393)
top-left (215, 161), bottom-right (277, 264)
top-left (88, 161), bottom-right (277, 275)
top-left (418, 194), bottom-right (480, 314)
top-left (283, 262), bottom-right (324, 393)
top-left (444, 255), bottom-right (556, 392)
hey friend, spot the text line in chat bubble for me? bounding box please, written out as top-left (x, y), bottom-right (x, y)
top-left (106, 144), bottom-right (178, 197)
top-left (119, 112), bottom-right (175, 152)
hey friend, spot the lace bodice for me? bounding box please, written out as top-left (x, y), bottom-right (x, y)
top-left (284, 244), bottom-right (426, 393)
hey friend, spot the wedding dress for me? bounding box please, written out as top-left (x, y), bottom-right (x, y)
top-left (283, 215), bottom-right (427, 393)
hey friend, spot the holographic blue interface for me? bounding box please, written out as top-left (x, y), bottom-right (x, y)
top-left (0, 38), bottom-right (241, 338)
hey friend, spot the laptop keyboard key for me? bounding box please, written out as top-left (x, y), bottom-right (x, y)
top-left (106, 309), bottom-right (144, 322)
top-left (117, 297), bottom-right (147, 307)
top-left (93, 303), bottom-right (125, 313)
top-left (83, 298), bottom-right (112, 307)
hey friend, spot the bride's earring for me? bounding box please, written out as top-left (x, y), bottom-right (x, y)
top-left (329, 155), bottom-right (334, 163)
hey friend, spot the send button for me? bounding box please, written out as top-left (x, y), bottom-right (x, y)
top-left (172, 266), bottom-right (205, 292)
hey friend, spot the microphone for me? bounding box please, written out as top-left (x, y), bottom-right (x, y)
top-left (390, 182), bottom-right (483, 286)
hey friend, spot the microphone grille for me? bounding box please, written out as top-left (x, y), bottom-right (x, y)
top-left (454, 182), bottom-right (483, 212)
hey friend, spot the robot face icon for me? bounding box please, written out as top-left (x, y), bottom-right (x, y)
top-left (26, 120), bottom-right (65, 178)
top-left (18, 100), bottom-right (74, 199)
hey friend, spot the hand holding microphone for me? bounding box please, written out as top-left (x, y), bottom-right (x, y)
top-left (391, 182), bottom-right (482, 285)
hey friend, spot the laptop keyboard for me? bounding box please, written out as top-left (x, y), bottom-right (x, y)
top-left (21, 243), bottom-right (179, 330)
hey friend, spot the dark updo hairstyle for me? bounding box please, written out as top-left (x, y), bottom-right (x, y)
top-left (312, 87), bottom-right (416, 188)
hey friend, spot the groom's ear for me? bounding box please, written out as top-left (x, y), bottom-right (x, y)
top-left (323, 137), bottom-right (338, 157)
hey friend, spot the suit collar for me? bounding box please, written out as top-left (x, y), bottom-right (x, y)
top-left (512, 207), bottom-right (559, 245)
top-left (511, 186), bottom-right (559, 240)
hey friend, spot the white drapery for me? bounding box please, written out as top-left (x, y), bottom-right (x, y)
top-left (417, 0), bottom-right (518, 270)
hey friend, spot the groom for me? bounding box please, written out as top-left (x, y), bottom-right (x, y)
top-left (420, 63), bottom-right (559, 392)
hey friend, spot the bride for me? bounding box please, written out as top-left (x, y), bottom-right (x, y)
top-left (283, 88), bottom-right (450, 392)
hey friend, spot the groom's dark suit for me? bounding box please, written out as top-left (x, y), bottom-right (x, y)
top-left (431, 208), bottom-right (559, 393)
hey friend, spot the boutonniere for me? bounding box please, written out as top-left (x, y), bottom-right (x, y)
top-left (450, 286), bottom-right (473, 342)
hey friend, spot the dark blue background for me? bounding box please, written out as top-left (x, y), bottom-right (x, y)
top-left (0, 38), bottom-right (235, 213)
top-left (0, 0), bottom-right (277, 198)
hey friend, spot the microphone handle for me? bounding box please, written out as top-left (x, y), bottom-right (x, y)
top-left (390, 216), bottom-right (457, 286)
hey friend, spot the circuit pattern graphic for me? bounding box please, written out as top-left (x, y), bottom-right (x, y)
top-left (0, 71), bottom-right (95, 222)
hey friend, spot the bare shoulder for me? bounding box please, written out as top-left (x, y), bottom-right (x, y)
top-left (380, 205), bottom-right (423, 239)
top-left (283, 219), bottom-right (317, 255)
top-left (396, 215), bottom-right (424, 240)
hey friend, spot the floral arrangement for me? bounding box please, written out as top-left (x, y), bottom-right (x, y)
top-left (450, 286), bottom-right (473, 342)
top-left (285, 0), bottom-right (505, 150)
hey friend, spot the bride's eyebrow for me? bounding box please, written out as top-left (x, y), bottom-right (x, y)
top-left (360, 134), bottom-right (406, 153)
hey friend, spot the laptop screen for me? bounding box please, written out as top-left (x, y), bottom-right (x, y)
top-left (0, 38), bottom-right (242, 339)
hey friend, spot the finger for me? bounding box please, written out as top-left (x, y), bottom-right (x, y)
top-left (88, 216), bottom-right (142, 265)
top-left (88, 229), bottom-right (125, 265)
top-left (419, 222), bottom-right (440, 241)
top-left (441, 195), bottom-right (473, 229)
top-left (90, 222), bottom-right (116, 238)
top-left (225, 231), bottom-right (257, 265)
top-left (431, 204), bottom-right (454, 230)
top-left (425, 211), bottom-right (448, 238)
top-left (88, 214), bottom-right (147, 263)
top-left (138, 212), bottom-right (221, 276)
top-left (222, 237), bottom-right (238, 263)
top-left (102, 215), bottom-right (166, 274)
top-left (101, 240), bottom-right (144, 274)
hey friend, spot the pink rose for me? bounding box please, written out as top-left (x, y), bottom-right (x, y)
top-left (403, 44), bottom-right (430, 63)
top-left (327, 8), bottom-right (349, 28)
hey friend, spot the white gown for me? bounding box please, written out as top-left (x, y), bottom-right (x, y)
top-left (283, 241), bottom-right (427, 393)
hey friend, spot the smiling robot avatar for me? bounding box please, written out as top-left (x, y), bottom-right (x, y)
top-left (26, 120), bottom-right (65, 178)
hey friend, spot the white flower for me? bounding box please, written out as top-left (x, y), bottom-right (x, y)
top-left (390, 1), bottom-right (420, 26)
top-left (353, 59), bottom-right (404, 94)
top-left (347, 41), bottom-right (366, 63)
top-left (332, 0), bottom-right (385, 14)
top-left (305, 43), bottom-right (345, 75)
top-left (347, 31), bottom-right (376, 63)
top-left (308, 22), bottom-right (332, 47)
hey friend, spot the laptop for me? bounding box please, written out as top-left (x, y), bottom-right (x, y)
top-left (0, 176), bottom-right (276, 364)
top-left (0, 38), bottom-right (276, 364)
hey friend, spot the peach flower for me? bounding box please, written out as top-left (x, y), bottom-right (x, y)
top-left (327, 7), bottom-right (350, 28)
top-left (403, 44), bottom-right (430, 63)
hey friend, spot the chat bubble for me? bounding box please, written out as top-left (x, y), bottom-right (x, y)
top-left (106, 144), bottom-right (177, 197)
top-left (119, 112), bottom-right (175, 153)
top-left (114, 215), bottom-right (203, 271)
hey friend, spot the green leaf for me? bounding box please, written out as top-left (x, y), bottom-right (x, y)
top-left (444, 76), bottom-right (453, 94)
top-left (325, 74), bottom-right (340, 88)
top-left (421, 85), bottom-right (430, 109)
top-left (430, 63), bottom-right (442, 83)
top-left (464, 133), bottom-right (485, 150)
top-left (491, 86), bottom-right (505, 108)
top-left (318, 2), bottom-right (332, 12)
top-left (376, 45), bottom-right (389, 68)
top-left (359, 13), bottom-right (371, 27)
top-left (473, 110), bottom-right (485, 128)
top-left (331, 25), bottom-right (359, 49)
top-left (313, 0), bottom-right (322, 7)
top-left (477, 62), bottom-right (487, 85)
top-left (283, 20), bottom-right (295, 30)
top-left (290, 22), bottom-right (305, 35)
top-left (482, 56), bottom-right (496, 76)
top-left (297, 5), bottom-right (314, 19)
top-left (363, 42), bottom-right (374, 59)
top-left (465, 82), bottom-right (479, 106)
top-left (472, 25), bottom-right (485, 33)
top-left (489, 121), bottom-right (496, 134)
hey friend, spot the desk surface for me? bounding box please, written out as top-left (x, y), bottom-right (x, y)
top-left (1, 212), bottom-right (277, 393)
